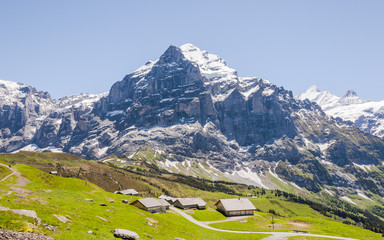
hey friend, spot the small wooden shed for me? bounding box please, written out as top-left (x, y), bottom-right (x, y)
top-left (130, 198), bottom-right (166, 213)
top-left (114, 189), bottom-right (139, 196)
top-left (174, 198), bottom-right (206, 210)
top-left (215, 198), bottom-right (256, 216)
top-left (159, 195), bottom-right (177, 204)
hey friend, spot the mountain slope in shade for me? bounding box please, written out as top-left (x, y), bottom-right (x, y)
top-left (1, 44), bottom-right (384, 201)
top-left (297, 86), bottom-right (384, 138)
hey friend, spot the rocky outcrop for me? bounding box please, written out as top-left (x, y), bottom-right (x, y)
top-left (114, 229), bottom-right (139, 239)
top-left (0, 228), bottom-right (54, 240)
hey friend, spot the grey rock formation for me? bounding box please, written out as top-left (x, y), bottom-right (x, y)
top-left (114, 229), bottom-right (140, 239)
top-left (0, 228), bottom-right (55, 240)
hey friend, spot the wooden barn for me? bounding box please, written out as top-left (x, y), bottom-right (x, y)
top-left (174, 198), bottom-right (206, 210)
top-left (215, 198), bottom-right (256, 216)
top-left (130, 198), bottom-right (166, 213)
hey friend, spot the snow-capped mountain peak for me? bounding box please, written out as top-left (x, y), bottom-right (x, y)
top-left (180, 43), bottom-right (238, 83)
top-left (344, 90), bottom-right (358, 97)
top-left (118, 44), bottom-right (240, 101)
top-left (338, 90), bottom-right (365, 105)
top-left (308, 85), bottom-right (320, 92)
top-left (296, 85), bottom-right (339, 111)
top-left (180, 43), bottom-right (239, 98)
top-left (297, 86), bottom-right (384, 138)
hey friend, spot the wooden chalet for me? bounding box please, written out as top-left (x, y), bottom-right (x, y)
top-left (130, 198), bottom-right (166, 213)
top-left (174, 198), bottom-right (206, 210)
top-left (215, 198), bottom-right (256, 216)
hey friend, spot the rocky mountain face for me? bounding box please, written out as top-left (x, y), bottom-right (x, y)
top-left (0, 79), bottom-right (107, 153)
top-left (1, 45), bottom-right (384, 202)
top-left (0, 80), bottom-right (54, 152)
top-left (297, 86), bottom-right (384, 139)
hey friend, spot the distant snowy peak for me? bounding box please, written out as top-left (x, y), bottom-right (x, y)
top-left (298, 86), bottom-right (366, 108)
top-left (297, 86), bottom-right (384, 138)
top-left (339, 90), bottom-right (365, 105)
top-left (296, 85), bottom-right (339, 111)
top-left (344, 90), bottom-right (358, 97)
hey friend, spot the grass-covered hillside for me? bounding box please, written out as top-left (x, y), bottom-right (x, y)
top-left (0, 152), bottom-right (383, 239)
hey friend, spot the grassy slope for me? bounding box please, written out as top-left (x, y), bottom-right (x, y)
top-left (0, 152), bottom-right (383, 239)
top-left (0, 164), bottom-right (268, 240)
top-left (186, 209), bottom-right (227, 221)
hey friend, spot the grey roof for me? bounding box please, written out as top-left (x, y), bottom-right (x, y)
top-left (115, 189), bottom-right (139, 195)
top-left (136, 198), bottom-right (162, 208)
top-left (157, 199), bottom-right (171, 207)
top-left (159, 195), bottom-right (177, 202)
top-left (176, 198), bottom-right (206, 207)
top-left (216, 198), bottom-right (256, 211)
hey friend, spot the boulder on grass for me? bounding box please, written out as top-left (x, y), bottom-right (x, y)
top-left (114, 229), bottom-right (139, 239)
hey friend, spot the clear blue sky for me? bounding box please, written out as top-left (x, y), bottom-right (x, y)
top-left (0, 0), bottom-right (383, 100)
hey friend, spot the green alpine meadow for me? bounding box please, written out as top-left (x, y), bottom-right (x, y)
top-left (0, 152), bottom-right (383, 239)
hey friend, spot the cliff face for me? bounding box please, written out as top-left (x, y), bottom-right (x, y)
top-left (0, 80), bottom-right (55, 152)
top-left (100, 45), bottom-right (214, 129)
top-left (1, 44), bottom-right (384, 198)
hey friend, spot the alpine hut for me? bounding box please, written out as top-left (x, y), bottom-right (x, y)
top-left (130, 198), bottom-right (166, 213)
top-left (215, 198), bottom-right (256, 216)
top-left (114, 189), bottom-right (139, 196)
top-left (174, 198), bottom-right (206, 210)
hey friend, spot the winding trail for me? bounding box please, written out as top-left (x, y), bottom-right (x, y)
top-left (0, 163), bottom-right (31, 195)
top-left (0, 164), bottom-right (15, 183)
top-left (0, 163), bottom-right (41, 224)
top-left (170, 207), bottom-right (358, 240)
